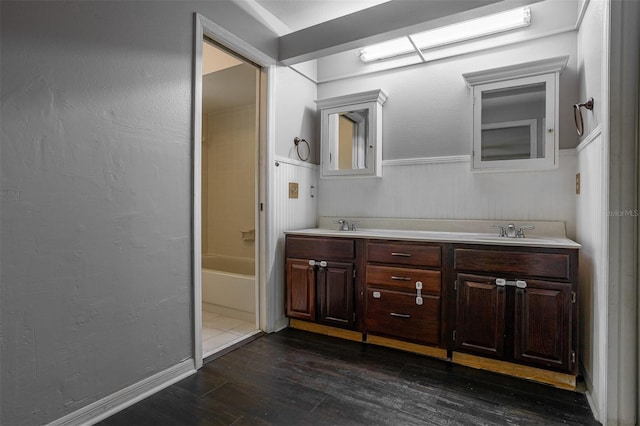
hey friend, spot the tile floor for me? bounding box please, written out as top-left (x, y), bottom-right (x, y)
top-left (202, 309), bottom-right (258, 357)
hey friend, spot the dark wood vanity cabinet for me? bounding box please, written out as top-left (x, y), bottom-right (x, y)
top-left (365, 241), bottom-right (444, 346)
top-left (285, 232), bottom-right (580, 387)
top-left (453, 246), bottom-right (578, 374)
top-left (285, 236), bottom-right (359, 329)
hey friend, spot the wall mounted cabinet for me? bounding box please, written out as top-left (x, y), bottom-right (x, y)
top-left (315, 90), bottom-right (387, 178)
top-left (463, 56), bottom-right (569, 172)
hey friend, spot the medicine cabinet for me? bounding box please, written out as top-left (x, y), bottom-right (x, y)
top-left (463, 56), bottom-right (569, 172)
top-left (315, 89), bottom-right (387, 178)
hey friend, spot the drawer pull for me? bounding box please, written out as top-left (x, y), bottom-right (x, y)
top-left (390, 312), bottom-right (411, 318)
top-left (391, 276), bottom-right (411, 281)
top-left (391, 252), bottom-right (412, 257)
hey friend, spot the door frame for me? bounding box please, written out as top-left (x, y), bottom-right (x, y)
top-left (192, 13), bottom-right (276, 370)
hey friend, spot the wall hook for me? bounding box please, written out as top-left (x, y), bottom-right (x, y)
top-left (573, 98), bottom-right (594, 136)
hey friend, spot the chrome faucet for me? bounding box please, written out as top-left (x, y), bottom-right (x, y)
top-left (491, 223), bottom-right (535, 238)
top-left (516, 225), bottom-right (535, 238)
top-left (491, 224), bottom-right (507, 237)
top-left (334, 219), bottom-right (350, 231)
top-left (334, 219), bottom-right (360, 231)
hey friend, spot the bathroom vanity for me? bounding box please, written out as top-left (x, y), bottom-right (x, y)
top-left (285, 219), bottom-right (580, 390)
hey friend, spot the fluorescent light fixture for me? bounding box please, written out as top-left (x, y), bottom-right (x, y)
top-left (359, 35), bottom-right (415, 63)
top-left (359, 7), bottom-right (531, 63)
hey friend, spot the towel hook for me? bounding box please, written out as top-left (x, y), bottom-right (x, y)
top-left (294, 137), bottom-right (310, 161)
top-left (573, 98), bottom-right (594, 136)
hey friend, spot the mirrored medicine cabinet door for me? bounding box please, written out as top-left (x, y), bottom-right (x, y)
top-left (315, 90), bottom-right (387, 178)
top-left (476, 75), bottom-right (553, 166)
top-left (463, 56), bottom-right (568, 172)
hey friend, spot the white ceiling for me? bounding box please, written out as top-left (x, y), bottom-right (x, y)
top-left (202, 42), bottom-right (257, 114)
top-left (254, 0), bottom-right (392, 33)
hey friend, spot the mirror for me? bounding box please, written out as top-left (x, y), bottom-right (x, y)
top-left (481, 82), bottom-right (545, 161)
top-left (327, 109), bottom-right (369, 171)
top-left (316, 90), bottom-right (387, 178)
top-left (463, 56), bottom-right (568, 172)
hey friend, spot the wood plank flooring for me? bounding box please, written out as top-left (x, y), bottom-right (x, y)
top-left (98, 328), bottom-right (597, 426)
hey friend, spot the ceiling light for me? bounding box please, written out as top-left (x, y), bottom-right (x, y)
top-left (359, 37), bottom-right (415, 63)
top-left (359, 7), bottom-right (531, 63)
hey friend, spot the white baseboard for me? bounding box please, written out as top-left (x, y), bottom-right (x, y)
top-left (585, 390), bottom-right (601, 424)
top-left (48, 359), bottom-right (196, 426)
top-left (273, 317), bottom-right (290, 333)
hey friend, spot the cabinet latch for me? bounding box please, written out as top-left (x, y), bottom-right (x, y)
top-left (453, 330), bottom-right (457, 341)
top-left (353, 269), bottom-right (357, 279)
top-left (571, 351), bottom-right (576, 364)
top-left (454, 280), bottom-right (458, 291)
top-left (571, 291), bottom-right (576, 304)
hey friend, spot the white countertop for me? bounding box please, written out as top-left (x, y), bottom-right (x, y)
top-left (285, 227), bottom-right (581, 249)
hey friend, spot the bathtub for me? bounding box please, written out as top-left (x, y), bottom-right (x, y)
top-left (202, 254), bottom-right (256, 323)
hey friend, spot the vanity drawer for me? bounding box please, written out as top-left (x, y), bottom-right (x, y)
top-left (286, 236), bottom-right (355, 260)
top-left (366, 265), bottom-right (440, 294)
top-left (368, 241), bottom-right (441, 267)
top-left (454, 248), bottom-right (571, 280)
top-left (366, 288), bottom-right (440, 345)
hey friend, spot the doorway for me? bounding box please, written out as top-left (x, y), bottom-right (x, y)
top-left (199, 38), bottom-right (262, 360)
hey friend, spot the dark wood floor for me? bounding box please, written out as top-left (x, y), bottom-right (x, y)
top-left (98, 328), bottom-right (597, 426)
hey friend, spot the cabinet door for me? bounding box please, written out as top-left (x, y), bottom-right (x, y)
top-left (455, 274), bottom-right (506, 358)
top-left (513, 280), bottom-right (573, 372)
top-left (317, 261), bottom-right (355, 327)
top-left (286, 259), bottom-right (316, 321)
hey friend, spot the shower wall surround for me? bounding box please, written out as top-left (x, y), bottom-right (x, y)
top-left (203, 104), bottom-right (256, 260)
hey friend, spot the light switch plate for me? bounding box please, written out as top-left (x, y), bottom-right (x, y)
top-left (289, 182), bottom-right (299, 199)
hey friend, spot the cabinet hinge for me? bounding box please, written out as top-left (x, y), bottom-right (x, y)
top-left (454, 280), bottom-right (458, 291)
top-left (453, 330), bottom-right (457, 341)
top-left (353, 269), bottom-right (357, 278)
top-left (571, 351), bottom-right (576, 364)
top-left (571, 291), bottom-right (576, 304)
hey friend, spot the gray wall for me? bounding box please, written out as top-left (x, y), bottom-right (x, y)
top-left (0, 1), bottom-right (278, 424)
top-left (274, 67), bottom-right (319, 163)
top-left (317, 31), bottom-right (579, 160)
